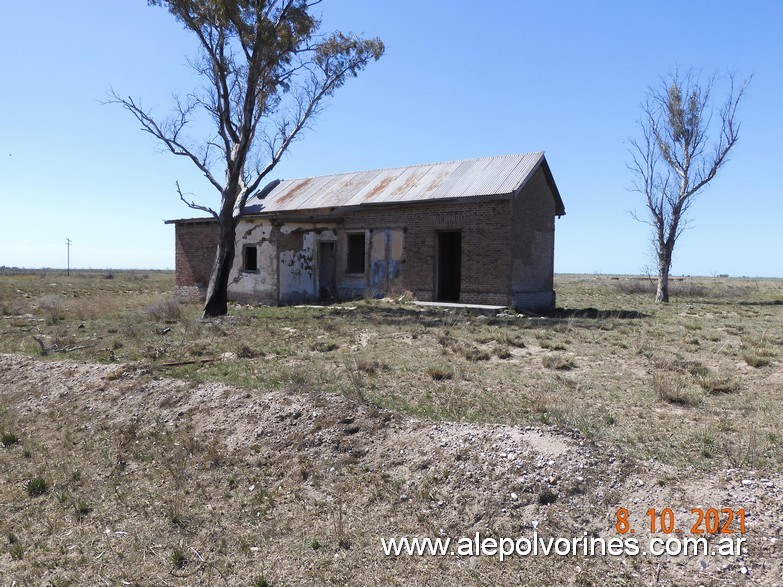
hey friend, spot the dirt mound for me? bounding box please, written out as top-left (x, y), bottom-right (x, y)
top-left (1, 353), bottom-right (780, 585)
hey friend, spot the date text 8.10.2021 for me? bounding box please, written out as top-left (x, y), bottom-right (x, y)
top-left (615, 508), bottom-right (746, 535)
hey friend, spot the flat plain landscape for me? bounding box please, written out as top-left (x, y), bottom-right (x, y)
top-left (1, 271), bottom-right (781, 585)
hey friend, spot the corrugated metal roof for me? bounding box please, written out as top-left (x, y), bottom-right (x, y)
top-left (243, 152), bottom-right (547, 215)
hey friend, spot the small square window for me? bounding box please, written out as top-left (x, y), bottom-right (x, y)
top-left (346, 233), bottom-right (366, 274)
top-left (243, 245), bottom-right (258, 272)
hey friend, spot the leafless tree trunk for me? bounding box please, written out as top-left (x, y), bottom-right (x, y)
top-left (111, 0), bottom-right (384, 316)
top-left (629, 70), bottom-right (749, 302)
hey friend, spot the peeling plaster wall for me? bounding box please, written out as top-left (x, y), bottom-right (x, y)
top-left (333, 227), bottom-right (405, 299)
top-left (278, 223), bottom-right (337, 304)
top-left (227, 220), bottom-right (277, 305)
top-left (368, 229), bottom-right (404, 296)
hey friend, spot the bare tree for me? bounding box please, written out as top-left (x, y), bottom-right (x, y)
top-left (628, 70), bottom-right (749, 302)
top-left (112, 0), bottom-right (384, 316)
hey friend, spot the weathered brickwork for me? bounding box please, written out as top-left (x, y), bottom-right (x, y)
top-left (510, 166), bottom-right (558, 310)
top-left (171, 178), bottom-right (560, 310)
top-left (172, 220), bottom-right (218, 301)
top-left (340, 199), bottom-right (514, 304)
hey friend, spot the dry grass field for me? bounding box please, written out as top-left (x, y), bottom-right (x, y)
top-left (1, 270), bottom-right (781, 585)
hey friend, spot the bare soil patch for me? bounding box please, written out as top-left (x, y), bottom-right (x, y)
top-left (1, 353), bottom-right (781, 586)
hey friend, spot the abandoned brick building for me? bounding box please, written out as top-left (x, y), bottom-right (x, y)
top-left (166, 152), bottom-right (566, 310)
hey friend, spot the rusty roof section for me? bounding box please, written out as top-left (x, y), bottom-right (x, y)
top-left (243, 152), bottom-right (564, 216)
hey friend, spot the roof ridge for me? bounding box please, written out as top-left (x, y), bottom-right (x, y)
top-left (277, 151), bottom-right (545, 183)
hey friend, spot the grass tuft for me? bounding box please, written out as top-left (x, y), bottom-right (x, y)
top-left (427, 365), bottom-right (453, 381)
top-left (312, 341), bottom-right (339, 352)
top-left (542, 354), bottom-right (575, 370)
top-left (698, 373), bottom-right (741, 395)
top-left (74, 500), bottom-right (92, 520)
top-left (10, 536), bottom-right (23, 560)
top-left (1, 432), bottom-right (19, 446)
top-left (651, 373), bottom-right (703, 407)
top-left (25, 477), bottom-right (49, 497)
top-left (743, 353), bottom-right (771, 368)
top-left (171, 546), bottom-right (186, 569)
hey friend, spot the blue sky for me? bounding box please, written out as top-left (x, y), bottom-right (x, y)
top-left (1, 1), bottom-right (781, 276)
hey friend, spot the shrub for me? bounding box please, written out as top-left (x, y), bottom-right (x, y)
top-left (144, 298), bottom-right (182, 322)
top-left (38, 295), bottom-right (64, 324)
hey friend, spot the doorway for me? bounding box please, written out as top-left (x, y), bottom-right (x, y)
top-left (318, 241), bottom-right (336, 300)
top-left (436, 231), bottom-right (461, 302)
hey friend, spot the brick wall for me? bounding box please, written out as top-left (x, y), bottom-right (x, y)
top-left (172, 220), bottom-right (218, 300)
top-left (340, 198), bottom-right (514, 304)
top-left (510, 166), bottom-right (557, 309)
top-left (171, 186), bottom-right (559, 310)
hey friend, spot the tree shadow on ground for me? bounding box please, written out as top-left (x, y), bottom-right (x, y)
top-left (259, 303), bottom-right (651, 329)
top-left (543, 307), bottom-right (650, 320)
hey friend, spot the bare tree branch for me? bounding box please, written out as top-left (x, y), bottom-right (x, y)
top-left (107, 91), bottom-right (224, 193)
top-left (176, 181), bottom-right (218, 218)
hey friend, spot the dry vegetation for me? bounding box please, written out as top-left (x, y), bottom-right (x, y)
top-left (1, 270), bottom-right (781, 585)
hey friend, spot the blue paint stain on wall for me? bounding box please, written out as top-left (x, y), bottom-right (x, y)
top-left (371, 259), bottom-right (387, 287)
top-left (389, 260), bottom-right (401, 279)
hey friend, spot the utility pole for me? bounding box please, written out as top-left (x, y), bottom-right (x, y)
top-left (65, 238), bottom-right (72, 276)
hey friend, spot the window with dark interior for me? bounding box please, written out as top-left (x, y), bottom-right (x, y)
top-left (346, 233), bottom-right (366, 274)
top-left (243, 245), bottom-right (258, 272)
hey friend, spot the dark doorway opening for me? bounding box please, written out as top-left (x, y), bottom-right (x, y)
top-left (319, 241), bottom-right (336, 300)
top-left (437, 231), bottom-right (461, 302)
top-left (346, 233), bottom-right (366, 274)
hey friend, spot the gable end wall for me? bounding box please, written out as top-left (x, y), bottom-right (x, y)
top-left (510, 166), bottom-right (557, 310)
